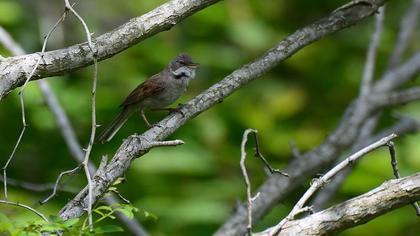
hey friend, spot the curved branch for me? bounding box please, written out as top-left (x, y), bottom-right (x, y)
top-left (58, 0), bottom-right (388, 220)
top-left (0, 199), bottom-right (49, 222)
top-left (0, 0), bottom-right (219, 99)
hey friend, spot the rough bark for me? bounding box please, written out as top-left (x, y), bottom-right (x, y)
top-left (0, 0), bottom-right (219, 99)
top-left (255, 173), bottom-right (420, 236)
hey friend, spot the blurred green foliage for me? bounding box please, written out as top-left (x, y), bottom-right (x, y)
top-left (0, 0), bottom-right (420, 235)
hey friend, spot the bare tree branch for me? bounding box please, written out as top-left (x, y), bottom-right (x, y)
top-left (60, 137), bottom-right (184, 219)
top-left (252, 132), bottom-right (288, 177)
top-left (0, 199), bottom-right (49, 222)
top-left (0, 174), bottom-right (78, 193)
top-left (239, 129), bottom-right (259, 235)
top-left (40, 165), bottom-right (82, 204)
top-left (266, 134), bottom-right (397, 235)
top-left (360, 6), bottom-right (385, 97)
top-left (310, 0), bottom-right (420, 212)
top-left (217, 50), bottom-right (420, 236)
top-left (52, 1), bottom-right (99, 229)
top-left (311, 6), bottom-right (385, 211)
top-left (388, 0), bottom-right (420, 69)
top-left (254, 173), bottom-right (420, 236)
top-left (0, 0), bottom-right (220, 99)
top-left (214, 2), bottom-right (419, 235)
top-left (312, 115), bottom-right (420, 210)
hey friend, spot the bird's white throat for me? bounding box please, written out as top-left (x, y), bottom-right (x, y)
top-left (171, 66), bottom-right (196, 80)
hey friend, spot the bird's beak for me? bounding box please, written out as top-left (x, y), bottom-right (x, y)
top-left (187, 62), bottom-right (200, 69)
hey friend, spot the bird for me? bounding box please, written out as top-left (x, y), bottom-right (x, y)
top-left (95, 53), bottom-right (199, 144)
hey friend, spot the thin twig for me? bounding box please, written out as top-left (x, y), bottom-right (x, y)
top-left (239, 129), bottom-right (288, 235)
top-left (360, 6), bottom-right (385, 97)
top-left (4, 7), bottom-right (67, 201)
top-left (240, 129), bottom-right (258, 236)
top-left (82, 56), bottom-right (97, 231)
top-left (1, 10), bottom-right (67, 200)
top-left (311, 115), bottom-right (379, 211)
top-left (40, 165), bottom-right (83, 204)
top-left (109, 189), bottom-right (130, 204)
top-left (252, 132), bottom-right (288, 176)
top-left (386, 141), bottom-right (420, 215)
top-left (2, 128), bottom-right (25, 199)
top-left (387, 141), bottom-right (400, 178)
top-left (0, 174), bottom-right (78, 193)
top-left (269, 133), bottom-right (398, 235)
top-left (0, 199), bottom-right (49, 222)
top-left (64, 0), bottom-right (95, 52)
top-left (388, 0), bottom-right (420, 69)
top-left (0, 22), bottom-right (84, 163)
top-left (63, 0), bottom-right (97, 231)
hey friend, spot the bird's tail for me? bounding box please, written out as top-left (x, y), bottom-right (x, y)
top-left (95, 108), bottom-right (134, 144)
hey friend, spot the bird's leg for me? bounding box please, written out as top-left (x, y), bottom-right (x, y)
top-left (151, 104), bottom-right (185, 116)
top-left (140, 108), bottom-right (152, 127)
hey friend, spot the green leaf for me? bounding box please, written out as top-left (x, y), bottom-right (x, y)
top-left (95, 206), bottom-right (113, 212)
top-left (112, 177), bottom-right (126, 186)
top-left (108, 187), bottom-right (117, 192)
top-left (93, 209), bottom-right (106, 217)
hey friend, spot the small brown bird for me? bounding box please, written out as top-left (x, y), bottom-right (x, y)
top-left (95, 53), bottom-right (199, 143)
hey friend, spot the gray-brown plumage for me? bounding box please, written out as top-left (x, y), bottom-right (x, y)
top-left (95, 53), bottom-right (199, 144)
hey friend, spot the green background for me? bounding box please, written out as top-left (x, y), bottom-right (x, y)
top-left (0, 0), bottom-right (419, 235)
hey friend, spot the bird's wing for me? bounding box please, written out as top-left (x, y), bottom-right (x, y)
top-left (120, 74), bottom-right (166, 108)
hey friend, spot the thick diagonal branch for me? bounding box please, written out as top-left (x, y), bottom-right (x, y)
top-left (0, 0), bottom-right (220, 99)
